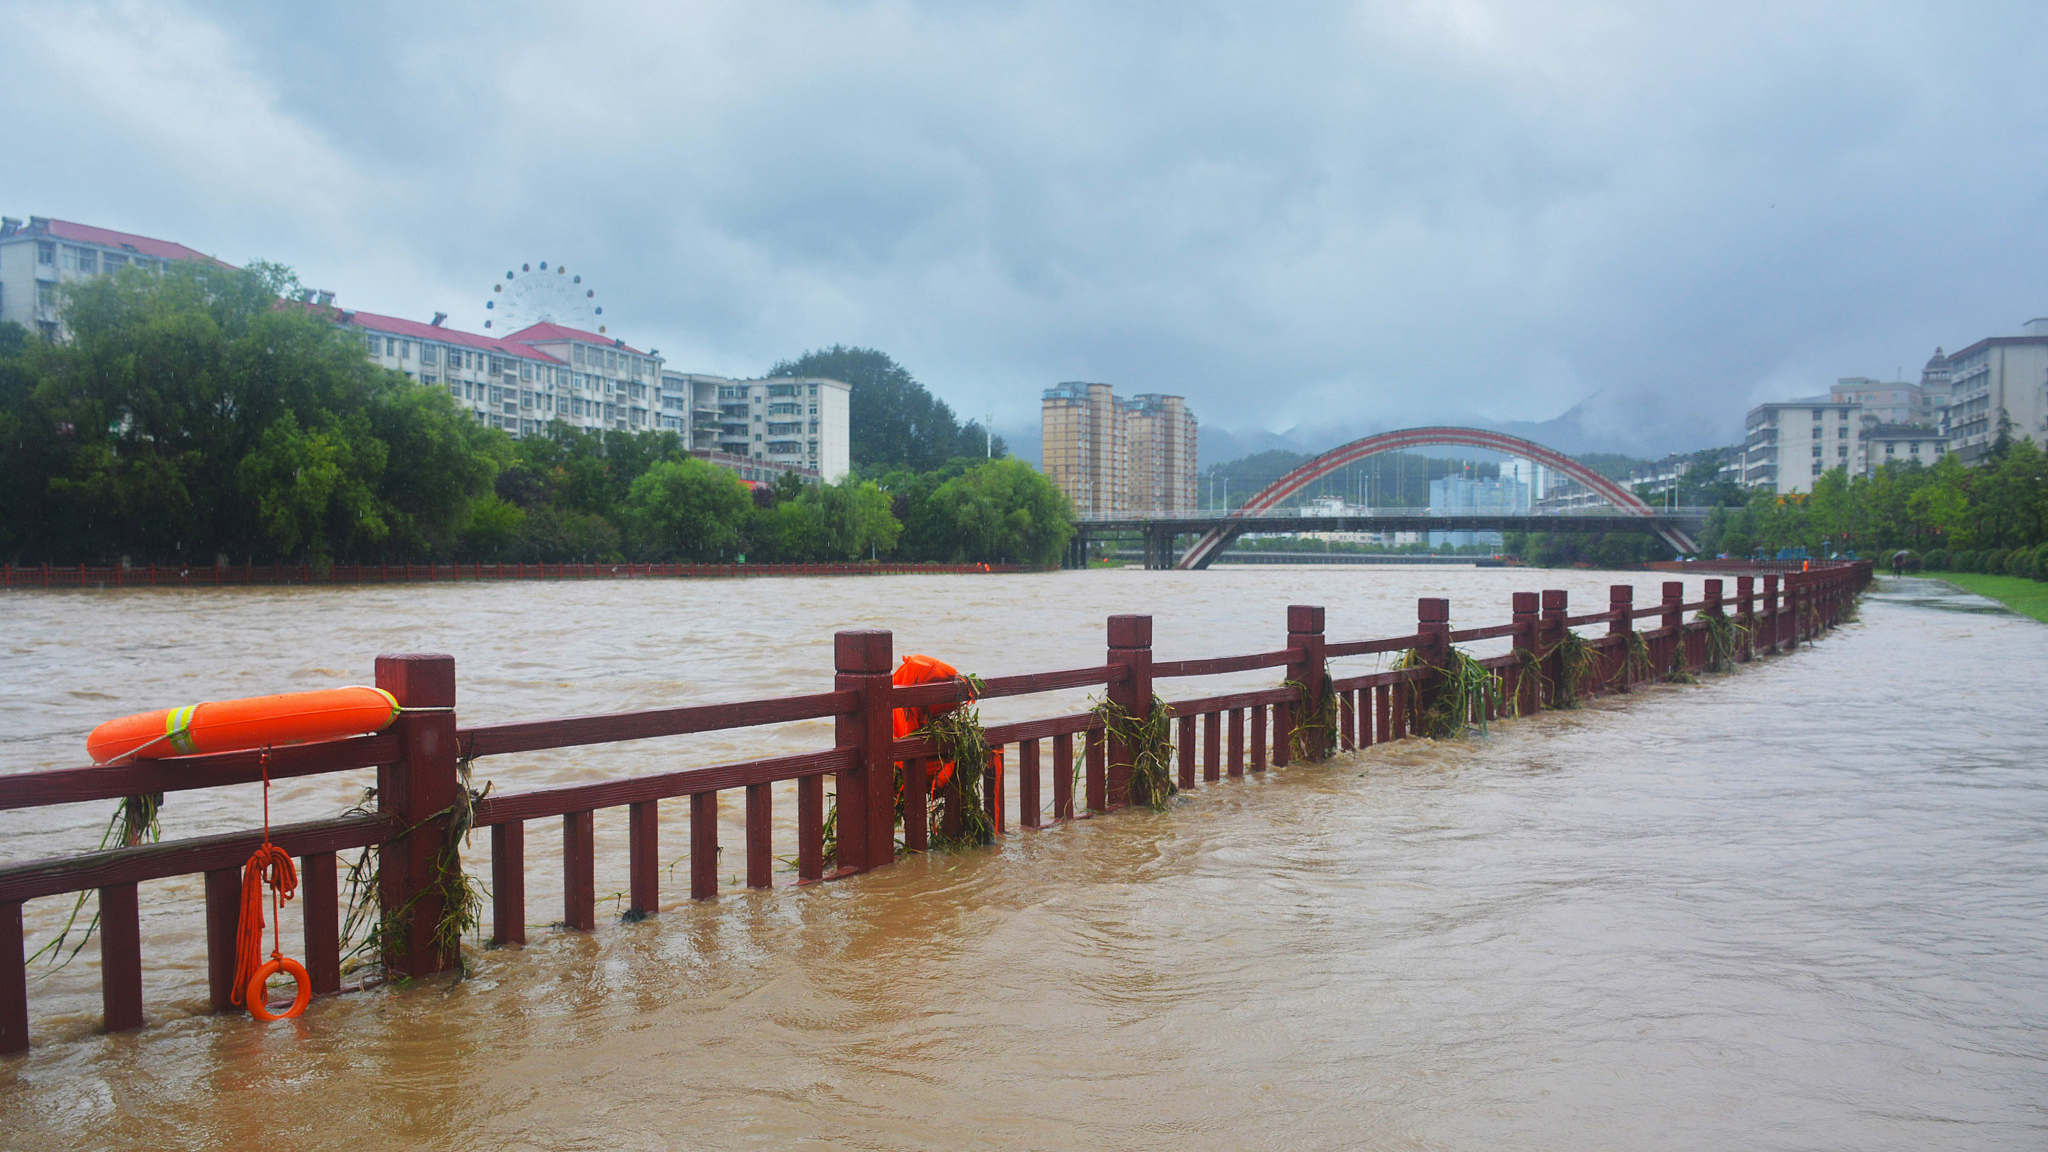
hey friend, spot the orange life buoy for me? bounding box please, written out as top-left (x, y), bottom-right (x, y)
top-left (246, 955), bottom-right (311, 1023)
top-left (85, 686), bottom-right (400, 763)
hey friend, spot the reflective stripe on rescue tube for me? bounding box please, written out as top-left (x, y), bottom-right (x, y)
top-left (86, 686), bottom-right (401, 764)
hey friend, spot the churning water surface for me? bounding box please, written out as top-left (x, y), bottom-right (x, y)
top-left (0, 570), bottom-right (2043, 1150)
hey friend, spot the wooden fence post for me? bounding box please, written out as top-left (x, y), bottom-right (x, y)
top-left (1284, 605), bottom-right (1327, 761)
top-left (375, 653), bottom-right (460, 979)
top-left (1608, 585), bottom-right (1634, 693)
top-left (1105, 614), bottom-right (1152, 810)
top-left (1414, 598), bottom-right (1450, 732)
top-left (1661, 581), bottom-right (1685, 672)
top-left (1511, 592), bottom-right (1539, 714)
top-left (834, 629), bottom-right (894, 872)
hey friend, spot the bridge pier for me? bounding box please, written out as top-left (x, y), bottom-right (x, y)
top-left (1143, 527), bottom-right (1179, 570)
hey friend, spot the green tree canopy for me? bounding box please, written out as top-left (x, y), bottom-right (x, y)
top-left (0, 259), bottom-right (501, 564)
top-left (619, 457), bottom-right (752, 561)
top-left (768, 345), bottom-right (1003, 472)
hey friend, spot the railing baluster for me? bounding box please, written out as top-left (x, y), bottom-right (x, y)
top-left (1339, 691), bottom-right (1355, 751)
top-left (492, 821), bottom-right (526, 946)
top-left (1085, 729), bottom-right (1107, 813)
top-left (1176, 714), bottom-right (1196, 789)
top-left (984, 747), bottom-right (1005, 838)
top-left (563, 811), bottom-right (595, 931)
top-left (746, 784), bottom-right (772, 889)
top-left (100, 882), bottom-right (143, 1032)
top-left (204, 868), bottom-right (238, 1012)
top-left (1251, 704), bottom-right (1267, 771)
top-left (1229, 709), bottom-right (1245, 776)
top-left (797, 776), bottom-right (824, 881)
top-left (904, 759), bottom-right (929, 851)
top-left (1053, 733), bottom-right (1074, 820)
top-left (1, 901), bottom-right (24, 1054)
top-left (629, 800), bottom-right (659, 916)
top-left (1203, 711), bottom-right (1221, 782)
top-left (303, 852), bottom-right (340, 993)
top-left (690, 792), bottom-right (718, 900)
top-left (1019, 739), bottom-right (1042, 829)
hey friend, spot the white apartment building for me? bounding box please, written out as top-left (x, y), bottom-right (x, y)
top-left (1830, 377), bottom-right (1921, 424)
top-left (662, 371), bottom-right (852, 483)
top-left (0, 216), bottom-right (224, 340)
top-left (342, 311), bottom-right (664, 438)
top-left (1860, 424), bottom-right (1950, 473)
top-left (1742, 398), bottom-right (1864, 494)
top-left (351, 314), bottom-right (853, 481)
top-left (1943, 320), bottom-right (2048, 460)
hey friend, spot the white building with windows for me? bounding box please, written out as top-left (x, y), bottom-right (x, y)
top-left (1860, 424), bottom-right (1949, 473)
top-left (661, 371), bottom-right (852, 482)
top-left (0, 216), bottom-right (225, 340)
top-left (1742, 398), bottom-right (1865, 494)
top-left (1942, 320), bottom-right (2048, 460)
top-left (340, 310), bottom-right (664, 439)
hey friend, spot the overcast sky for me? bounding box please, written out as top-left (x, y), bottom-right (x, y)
top-left (6, 0), bottom-right (2045, 455)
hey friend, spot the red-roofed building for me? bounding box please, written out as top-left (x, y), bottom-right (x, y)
top-left (337, 309), bottom-right (670, 438)
top-left (3, 213), bottom-right (853, 479)
top-left (0, 215), bottom-right (230, 339)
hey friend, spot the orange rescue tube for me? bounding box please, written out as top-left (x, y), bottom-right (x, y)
top-left (86, 686), bottom-right (401, 764)
top-left (894, 655), bottom-right (962, 793)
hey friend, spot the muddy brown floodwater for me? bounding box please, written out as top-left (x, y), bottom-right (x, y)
top-left (0, 569), bottom-right (2044, 1149)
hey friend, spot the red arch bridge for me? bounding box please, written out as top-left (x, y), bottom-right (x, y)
top-left (1068, 427), bottom-right (1705, 570)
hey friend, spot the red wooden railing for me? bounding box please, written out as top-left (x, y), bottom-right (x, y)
top-left (0, 562), bottom-right (1872, 1053)
top-left (0, 560), bottom-right (1022, 588)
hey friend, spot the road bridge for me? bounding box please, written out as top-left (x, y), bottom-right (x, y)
top-left (1073, 508), bottom-right (1711, 569)
top-left (1070, 426), bottom-right (1704, 570)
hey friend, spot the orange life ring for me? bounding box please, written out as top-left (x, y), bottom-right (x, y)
top-left (85, 686), bottom-right (400, 764)
top-left (246, 955), bottom-right (311, 1022)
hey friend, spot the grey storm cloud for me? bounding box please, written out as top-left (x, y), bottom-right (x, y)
top-left (5, 0), bottom-right (2045, 456)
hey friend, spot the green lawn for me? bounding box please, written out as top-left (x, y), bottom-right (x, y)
top-left (1923, 572), bottom-right (2048, 624)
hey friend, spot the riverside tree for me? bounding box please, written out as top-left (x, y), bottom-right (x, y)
top-left (768, 345), bottom-right (1003, 471)
top-left (0, 260), bottom-right (501, 565)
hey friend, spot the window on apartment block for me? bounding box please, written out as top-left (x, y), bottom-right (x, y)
top-left (36, 241), bottom-right (54, 265)
top-left (420, 346), bottom-right (437, 366)
top-left (1812, 445), bottom-right (1823, 457)
top-left (103, 253), bottom-right (127, 271)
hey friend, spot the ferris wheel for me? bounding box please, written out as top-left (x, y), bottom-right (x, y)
top-left (482, 260), bottom-right (606, 335)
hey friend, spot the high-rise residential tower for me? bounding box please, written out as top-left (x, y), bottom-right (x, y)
top-left (1040, 382), bottom-right (1197, 514)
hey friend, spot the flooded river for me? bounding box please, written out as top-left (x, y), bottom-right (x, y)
top-left (1, 569), bottom-right (2044, 1149)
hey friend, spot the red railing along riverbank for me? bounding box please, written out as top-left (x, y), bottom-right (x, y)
top-left (0, 562), bottom-right (1872, 1053)
top-left (2, 560), bottom-right (1022, 589)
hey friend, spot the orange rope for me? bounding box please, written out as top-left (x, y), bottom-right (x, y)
top-left (230, 749), bottom-right (299, 1009)
top-left (231, 844), bottom-right (296, 1005)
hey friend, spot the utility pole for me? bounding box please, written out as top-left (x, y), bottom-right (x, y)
top-left (985, 412), bottom-right (994, 458)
